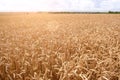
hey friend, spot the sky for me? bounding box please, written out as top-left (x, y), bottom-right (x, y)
top-left (0, 0), bottom-right (120, 12)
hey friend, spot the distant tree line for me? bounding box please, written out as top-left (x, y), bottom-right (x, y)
top-left (38, 12), bottom-right (108, 14)
top-left (37, 11), bottom-right (120, 14)
top-left (108, 11), bottom-right (120, 14)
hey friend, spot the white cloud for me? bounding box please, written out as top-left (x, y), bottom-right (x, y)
top-left (67, 0), bottom-right (95, 11)
top-left (99, 0), bottom-right (120, 11)
top-left (0, 0), bottom-right (120, 11)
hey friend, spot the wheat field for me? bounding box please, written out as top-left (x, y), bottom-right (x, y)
top-left (0, 13), bottom-right (120, 80)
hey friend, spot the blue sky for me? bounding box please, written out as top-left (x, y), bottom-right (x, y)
top-left (0, 0), bottom-right (120, 12)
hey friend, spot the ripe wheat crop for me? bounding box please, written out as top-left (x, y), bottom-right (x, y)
top-left (0, 13), bottom-right (120, 80)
